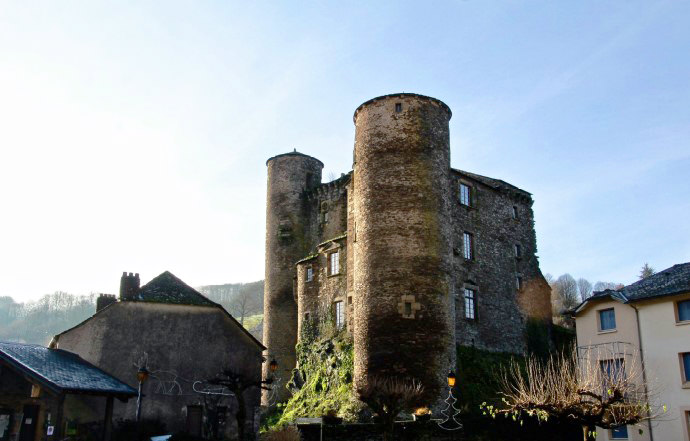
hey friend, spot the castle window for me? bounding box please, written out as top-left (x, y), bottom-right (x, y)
top-left (516, 275), bottom-right (523, 290)
top-left (304, 312), bottom-right (310, 321)
top-left (512, 206), bottom-right (519, 219)
top-left (306, 266), bottom-right (313, 282)
top-left (460, 183), bottom-right (472, 207)
top-left (323, 211), bottom-right (329, 223)
top-left (335, 301), bottom-right (345, 329)
top-left (328, 250), bottom-right (340, 275)
top-left (514, 244), bottom-right (521, 258)
top-left (463, 232), bottom-right (474, 260)
top-left (395, 103), bottom-right (402, 113)
top-left (464, 288), bottom-right (476, 320)
top-left (404, 302), bottom-right (412, 316)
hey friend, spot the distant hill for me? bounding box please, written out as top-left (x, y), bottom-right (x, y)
top-left (0, 292), bottom-right (97, 345)
top-left (0, 280), bottom-right (265, 346)
top-left (197, 280), bottom-right (264, 342)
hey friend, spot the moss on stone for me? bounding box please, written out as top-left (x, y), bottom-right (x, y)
top-left (276, 331), bottom-right (363, 426)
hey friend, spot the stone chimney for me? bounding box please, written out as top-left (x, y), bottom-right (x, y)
top-left (120, 272), bottom-right (140, 301)
top-left (96, 294), bottom-right (117, 312)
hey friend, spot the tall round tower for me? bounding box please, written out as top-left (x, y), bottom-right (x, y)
top-left (352, 94), bottom-right (454, 404)
top-left (264, 151), bottom-right (323, 404)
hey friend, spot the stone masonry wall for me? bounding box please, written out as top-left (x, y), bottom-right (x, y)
top-left (450, 170), bottom-right (551, 353)
top-left (352, 94), bottom-right (454, 405)
top-left (264, 152), bottom-right (324, 403)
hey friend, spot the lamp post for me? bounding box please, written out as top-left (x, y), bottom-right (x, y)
top-left (437, 371), bottom-right (462, 431)
top-left (136, 366), bottom-right (149, 422)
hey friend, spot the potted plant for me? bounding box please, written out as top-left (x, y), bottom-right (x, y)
top-left (413, 407), bottom-right (431, 423)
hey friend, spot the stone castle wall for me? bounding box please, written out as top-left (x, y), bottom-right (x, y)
top-left (263, 153), bottom-right (323, 403)
top-left (351, 94), bottom-right (454, 404)
top-left (450, 170), bottom-right (551, 353)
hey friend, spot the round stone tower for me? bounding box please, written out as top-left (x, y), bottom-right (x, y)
top-left (263, 151), bottom-right (323, 404)
top-left (352, 94), bottom-right (454, 405)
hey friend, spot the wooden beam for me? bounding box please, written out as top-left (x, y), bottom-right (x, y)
top-left (102, 395), bottom-right (114, 441)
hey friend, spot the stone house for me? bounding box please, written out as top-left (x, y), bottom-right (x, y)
top-left (572, 262), bottom-right (690, 441)
top-left (263, 93), bottom-right (552, 403)
top-left (50, 271), bottom-right (265, 440)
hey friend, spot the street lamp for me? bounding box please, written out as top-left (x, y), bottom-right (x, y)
top-left (447, 371), bottom-right (456, 388)
top-left (136, 367), bottom-right (149, 422)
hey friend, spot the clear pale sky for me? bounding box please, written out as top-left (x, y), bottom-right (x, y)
top-left (1, 1), bottom-right (689, 301)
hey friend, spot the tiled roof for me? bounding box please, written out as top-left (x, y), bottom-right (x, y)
top-left (621, 262), bottom-right (690, 302)
top-left (136, 271), bottom-right (216, 306)
top-left (573, 262), bottom-right (690, 314)
top-left (0, 341), bottom-right (136, 396)
top-left (452, 169), bottom-right (531, 196)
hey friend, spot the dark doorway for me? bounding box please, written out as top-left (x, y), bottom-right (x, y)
top-left (186, 405), bottom-right (202, 437)
top-left (18, 405), bottom-right (39, 441)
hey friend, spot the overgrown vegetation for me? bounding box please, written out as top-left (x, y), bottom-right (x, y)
top-left (275, 313), bottom-right (363, 427)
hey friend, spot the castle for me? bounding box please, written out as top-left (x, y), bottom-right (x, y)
top-left (263, 93), bottom-right (552, 404)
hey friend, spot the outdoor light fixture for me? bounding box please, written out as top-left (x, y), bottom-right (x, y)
top-left (447, 371), bottom-right (456, 388)
top-left (136, 366), bottom-right (149, 422)
top-left (137, 367), bottom-right (149, 383)
top-left (269, 359), bottom-right (278, 373)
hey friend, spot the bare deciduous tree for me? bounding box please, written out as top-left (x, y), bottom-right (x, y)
top-left (577, 278), bottom-right (593, 301)
top-left (483, 344), bottom-right (663, 441)
top-left (553, 274), bottom-right (579, 311)
top-left (229, 285), bottom-right (263, 325)
top-left (593, 281), bottom-right (623, 292)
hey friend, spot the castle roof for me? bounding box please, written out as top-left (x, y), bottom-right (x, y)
top-left (353, 93), bottom-right (452, 122)
top-left (266, 150), bottom-right (324, 167)
top-left (452, 168), bottom-right (532, 197)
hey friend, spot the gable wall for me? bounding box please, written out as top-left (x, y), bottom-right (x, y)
top-left (55, 302), bottom-right (262, 438)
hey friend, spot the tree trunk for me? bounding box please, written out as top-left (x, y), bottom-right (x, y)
top-left (582, 425), bottom-right (597, 441)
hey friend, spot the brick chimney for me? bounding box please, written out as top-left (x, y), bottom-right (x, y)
top-left (120, 272), bottom-right (140, 301)
top-left (96, 294), bottom-right (117, 312)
